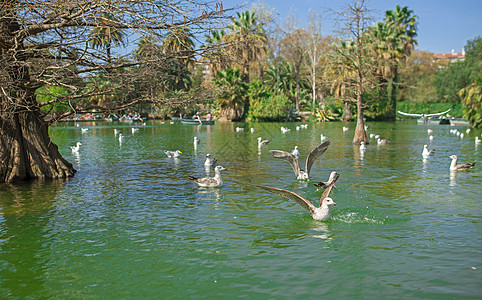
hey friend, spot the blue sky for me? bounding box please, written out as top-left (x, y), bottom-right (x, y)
top-left (221, 0), bottom-right (482, 54)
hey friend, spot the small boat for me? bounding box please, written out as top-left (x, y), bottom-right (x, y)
top-left (180, 118), bottom-right (215, 125)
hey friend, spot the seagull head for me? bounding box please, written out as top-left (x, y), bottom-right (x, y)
top-left (449, 155), bottom-right (457, 160)
top-left (215, 166), bottom-right (227, 171)
top-left (323, 197), bottom-right (336, 206)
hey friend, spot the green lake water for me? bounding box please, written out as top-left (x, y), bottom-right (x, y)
top-left (1, 120), bottom-right (481, 299)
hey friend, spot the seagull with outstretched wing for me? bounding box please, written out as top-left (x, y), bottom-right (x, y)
top-left (269, 141), bottom-right (330, 180)
top-left (257, 172), bottom-right (340, 220)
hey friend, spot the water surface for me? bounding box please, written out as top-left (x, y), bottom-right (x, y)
top-left (0, 121), bottom-right (481, 299)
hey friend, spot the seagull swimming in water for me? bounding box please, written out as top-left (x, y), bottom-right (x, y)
top-left (164, 150), bottom-right (182, 158)
top-left (194, 136), bottom-right (200, 145)
top-left (269, 140), bottom-right (330, 181)
top-left (377, 137), bottom-right (390, 145)
top-left (257, 172), bottom-right (340, 220)
top-left (422, 144), bottom-right (435, 158)
top-left (359, 142), bottom-right (367, 150)
top-left (189, 166), bottom-right (227, 187)
top-left (118, 134), bottom-right (125, 143)
top-left (204, 153), bottom-right (217, 167)
top-left (449, 155), bottom-right (475, 171)
top-left (320, 134), bottom-right (328, 142)
top-left (71, 142), bottom-right (82, 152)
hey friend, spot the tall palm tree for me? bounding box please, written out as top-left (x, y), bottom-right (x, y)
top-left (369, 5), bottom-right (418, 119)
top-left (163, 28), bottom-right (195, 90)
top-left (88, 12), bottom-right (125, 63)
top-left (226, 11), bottom-right (267, 83)
top-left (202, 29), bottom-right (229, 77)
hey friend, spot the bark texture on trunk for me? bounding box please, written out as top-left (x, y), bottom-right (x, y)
top-left (0, 110), bottom-right (76, 183)
top-left (353, 82), bottom-right (368, 145)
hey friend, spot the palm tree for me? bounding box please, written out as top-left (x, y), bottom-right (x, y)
top-left (214, 68), bottom-right (248, 121)
top-left (226, 11), bottom-right (267, 83)
top-left (369, 5), bottom-right (418, 119)
top-left (88, 12), bottom-right (125, 63)
top-left (202, 29), bottom-right (229, 77)
top-left (163, 28), bottom-right (195, 90)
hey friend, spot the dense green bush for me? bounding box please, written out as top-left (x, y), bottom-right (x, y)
top-left (247, 94), bottom-right (291, 121)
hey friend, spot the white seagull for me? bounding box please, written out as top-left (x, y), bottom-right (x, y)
top-left (359, 142), bottom-right (367, 150)
top-left (313, 171), bottom-right (339, 190)
top-left (190, 166), bottom-right (227, 187)
top-left (291, 146), bottom-right (300, 158)
top-left (71, 142), bottom-right (82, 152)
top-left (449, 155), bottom-right (476, 171)
top-left (250, 128), bottom-right (257, 133)
top-left (118, 134), bottom-right (125, 143)
top-left (422, 144), bottom-right (435, 158)
top-left (377, 137), bottom-right (390, 145)
top-left (320, 134), bottom-right (328, 142)
top-left (194, 136), bottom-right (200, 145)
top-left (257, 137), bottom-right (271, 148)
top-left (257, 172), bottom-right (340, 221)
top-left (475, 136), bottom-right (481, 145)
top-left (342, 126), bottom-right (349, 132)
top-left (114, 129), bottom-right (120, 136)
top-left (204, 154), bottom-right (217, 167)
top-left (236, 127), bottom-right (244, 132)
top-left (81, 128), bottom-right (89, 133)
top-left (269, 141), bottom-right (330, 181)
top-left (164, 150), bottom-right (182, 158)
top-left (281, 126), bottom-right (291, 133)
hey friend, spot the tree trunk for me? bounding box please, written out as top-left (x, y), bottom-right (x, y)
top-left (0, 110), bottom-right (76, 183)
top-left (0, 8), bottom-right (76, 183)
top-left (353, 83), bottom-right (368, 145)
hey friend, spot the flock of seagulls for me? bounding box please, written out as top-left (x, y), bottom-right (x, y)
top-left (69, 121), bottom-right (478, 221)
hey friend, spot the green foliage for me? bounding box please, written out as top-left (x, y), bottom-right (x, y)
top-left (458, 77), bottom-right (482, 128)
top-left (247, 94), bottom-right (291, 121)
top-left (311, 100), bottom-right (343, 122)
top-left (35, 86), bottom-right (69, 114)
top-left (214, 68), bottom-right (248, 120)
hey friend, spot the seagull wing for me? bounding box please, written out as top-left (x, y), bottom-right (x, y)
top-left (318, 172), bottom-right (340, 207)
top-left (269, 150), bottom-right (301, 178)
top-left (425, 109), bottom-right (451, 117)
top-left (305, 141), bottom-right (331, 176)
top-left (257, 185), bottom-right (316, 214)
top-left (397, 111), bottom-right (423, 117)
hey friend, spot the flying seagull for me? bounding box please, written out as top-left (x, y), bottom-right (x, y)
top-left (257, 172), bottom-right (340, 220)
top-left (314, 171), bottom-right (339, 190)
top-left (269, 140), bottom-right (330, 180)
top-left (190, 166), bottom-right (227, 187)
top-left (449, 155), bottom-right (475, 171)
top-left (422, 145), bottom-right (435, 158)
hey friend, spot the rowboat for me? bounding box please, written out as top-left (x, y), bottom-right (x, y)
top-left (180, 118), bottom-right (215, 125)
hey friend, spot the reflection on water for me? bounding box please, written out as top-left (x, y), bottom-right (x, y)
top-left (0, 121), bottom-right (480, 299)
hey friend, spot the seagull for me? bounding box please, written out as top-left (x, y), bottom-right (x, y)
top-left (132, 128), bottom-right (139, 134)
top-left (300, 124), bottom-right (308, 129)
top-left (189, 166), bottom-right (227, 187)
top-left (427, 129), bottom-right (433, 135)
top-left (257, 172), bottom-right (340, 221)
top-left (81, 128), bottom-right (88, 133)
top-left (320, 134), bottom-right (328, 142)
top-left (377, 137), bottom-right (390, 145)
top-left (374, 135), bottom-right (380, 139)
top-left (291, 146), bottom-right (300, 158)
top-left (114, 129), bottom-right (120, 136)
top-left (257, 137), bottom-right (271, 148)
top-left (313, 171), bottom-right (338, 190)
top-left (194, 136), bottom-right (200, 145)
top-left (466, 128), bottom-right (471, 134)
top-left (342, 126), bottom-right (349, 132)
top-left (460, 133), bottom-right (464, 139)
top-left (118, 134), bottom-right (125, 143)
top-left (250, 128), bottom-right (256, 133)
top-left (369, 133), bottom-right (375, 139)
top-left (236, 127), bottom-right (244, 132)
top-left (71, 142), bottom-right (82, 152)
top-left (449, 155), bottom-right (475, 171)
top-left (269, 140), bottom-right (330, 181)
top-left (429, 135), bottom-right (434, 141)
top-left (204, 154), bottom-right (217, 167)
top-left (281, 126), bottom-right (290, 133)
top-left (359, 142), bottom-right (367, 150)
top-left (422, 144), bottom-right (435, 158)
top-left (164, 150), bottom-right (182, 158)
top-left (476, 137), bottom-right (481, 145)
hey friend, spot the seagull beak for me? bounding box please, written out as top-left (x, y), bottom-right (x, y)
top-left (333, 202), bottom-right (337, 206)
